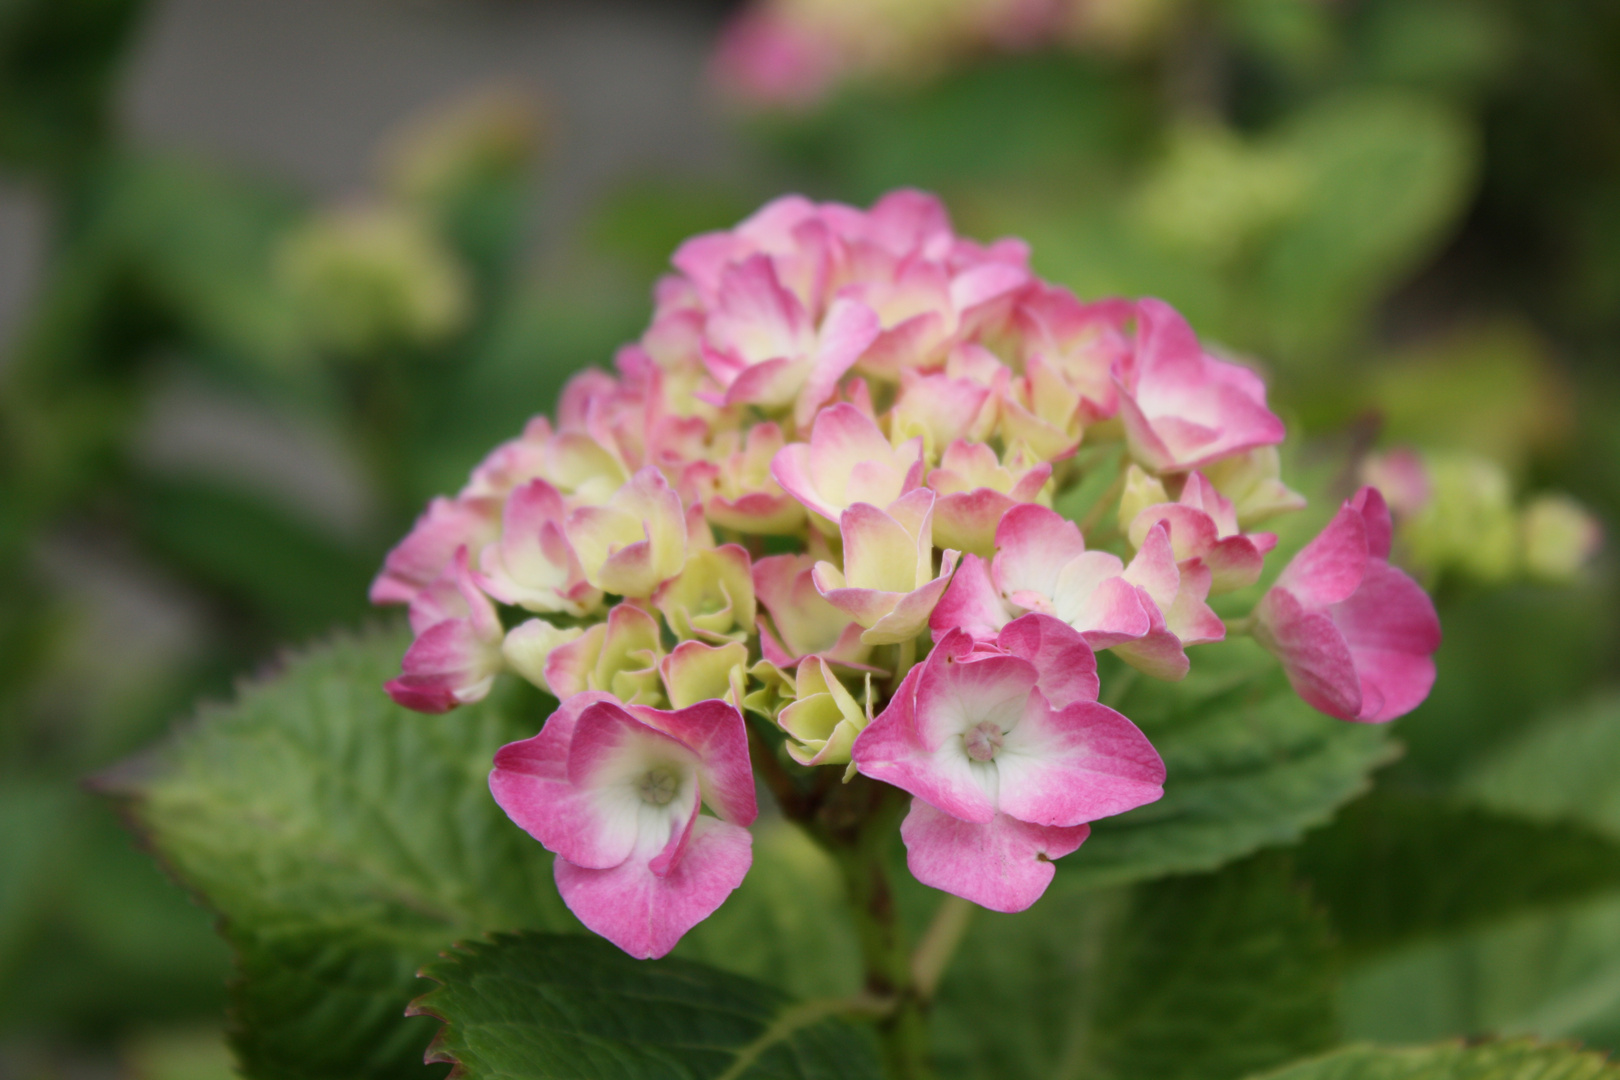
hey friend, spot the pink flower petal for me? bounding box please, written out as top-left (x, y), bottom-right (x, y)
top-left (900, 800), bottom-right (1088, 913)
top-left (554, 816), bottom-right (753, 959)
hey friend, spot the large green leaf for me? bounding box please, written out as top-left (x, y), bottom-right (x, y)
top-left (108, 625), bottom-right (571, 1080)
top-left (932, 854), bottom-right (1339, 1080)
top-left (1059, 640), bottom-right (1395, 891)
top-left (1332, 695), bottom-right (1620, 1052)
top-left (411, 931), bottom-right (882, 1080)
top-left (1339, 893), bottom-right (1620, 1051)
top-left (1257, 91), bottom-right (1479, 359)
top-left (1246, 1040), bottom-right (1620, 1080)
top-left (1297, 789), bottom-right (1620, 956)
top-left (1454, 694), bottom-right (1620, 838)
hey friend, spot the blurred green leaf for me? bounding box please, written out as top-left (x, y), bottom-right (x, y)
top-left (1298, 789), bottom-right (1620, 956)
top-left (933, 854), bottom-right (1339, 1080)
top-left (108, 626), bottom-right (573, 1080)
top-left (0, 0), bottom-right (147, 175)
top-left (1455, 693), bottom-right (1620, 838)
top-left (773, 54), bottom-right (1154, 201)
top-left (587, 177), bottom-right (760, 288)
top-left (1390, 585), bottom-right (1614, 784)
top-left (412, 931), bottom-right (882, 1080)
top-left (1246, 1040), bottom-right (1620, 1080)
top-left (1339, 893), bottom-right (1620, 1051)
top-left (1059, 640), bottom-right (1395, 891)
top-left (1258, 91), bottom-right (1478, 360)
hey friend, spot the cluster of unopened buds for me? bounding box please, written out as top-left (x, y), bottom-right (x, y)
top-left (372, 190), bottom-right (1442, 959)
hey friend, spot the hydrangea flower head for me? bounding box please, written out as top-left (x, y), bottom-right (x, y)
top-left (372, 190), bottom-right (1441, 953)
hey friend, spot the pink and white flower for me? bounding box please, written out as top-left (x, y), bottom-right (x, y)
top-left (753, 552), bottom-right (871, 667)
top-left (370, 495), bottom-right (499, 606)
top-left (700, 254), bottom-right (882, 426)
top-left (385, 548), bottom-right (504, 713)
top-left (1126, 470), bottom-right (1277, 594)
top-left (1115, 298), bottom-right (1286, 473)
top-left (771, 403), bottom-right (925, 527)
top-left (813, 489), bottom-right (961, 646)
top-left (684, 422), bottom-right (806, 535)
top-left (931, 503), bottom-right (1223, 679)
top-left (564, 468), bottom-right (688, 599)
top-left (927, 440), bottom-right (1051, 557)
top-left (474, 479), bottom-right (602, 615)
top-left (852, 623), bottom-right (1163, 911)
top-left (1254, 487), bottom-right (1442, 723)
top-left (490, 693), bottom-right (758, 959)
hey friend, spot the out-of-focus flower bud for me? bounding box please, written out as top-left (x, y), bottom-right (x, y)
top-left (381, 84), bottom-right (544, 210)
top-left (1132, 124), bottom-right (1306, 263)
top-left (1401, 453), bottom-right (1518, 583)
top-left (277, 204), bottom-right (470, 355)
top-left (1521, 494), bottom-right (1603, 582)
top-left (1358, 448), bottom-right (1431, 520)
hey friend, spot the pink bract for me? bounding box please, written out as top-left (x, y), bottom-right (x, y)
top-left (1254, 487), bottom-right (1442, 723)
top-left (1115, 299), bottom-right (1286, 474)
top-left (852, 625), bottom-right (1164, 910)
top-left (489, 694), bottom-right (758, 958)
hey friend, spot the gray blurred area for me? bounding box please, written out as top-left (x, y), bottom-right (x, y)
top-left (2, 0), bottom-right (744, 348)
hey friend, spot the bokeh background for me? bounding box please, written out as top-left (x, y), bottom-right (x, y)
top-left (1, 0), bottom-right (1617, 1075)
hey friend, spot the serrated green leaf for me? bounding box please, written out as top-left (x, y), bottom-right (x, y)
top-left (1298, 789), bottom-right (1620, 956)
top-left (932, 854), bottom-right (1338, 1080)
top-left (1340, 894), bottom-right (1620, 1050)
top-left (108, 625), bottom-right (572, 1080)
top-left (412, 931), bottom-right (882, 1080)
top-left (1246, 1040), bottom-right (1620, 1080)
top-left (1454, 694), bottom-right (1620, 838)
top-left (1060, 640), bottom-right (1394, 891)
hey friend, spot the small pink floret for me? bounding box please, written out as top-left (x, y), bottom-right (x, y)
top-left (852, 626), bottom-right (1163, 910)
top-left (490, 693), bottom-right (758, 958)
top-left (1255, 487), bottom-right (1442, 723)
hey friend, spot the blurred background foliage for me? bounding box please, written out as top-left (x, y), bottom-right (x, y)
top-left (1, 0), bottom-right (1617, 1076)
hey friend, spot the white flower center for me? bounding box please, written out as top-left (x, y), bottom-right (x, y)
top-left (636, 766), bottom-right (680, 806)
top-left (963, 721), bottom-right (1004, 763)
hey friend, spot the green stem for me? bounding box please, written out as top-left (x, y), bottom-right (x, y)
top-left (820, 781), bottom-right (936, 1080)
top-left (911, 895), bottom-right (974, 1001)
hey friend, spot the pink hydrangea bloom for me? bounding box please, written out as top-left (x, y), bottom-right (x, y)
top-left (385, 548), bottom-right (504, 713)
top-left (365, 187), bottom-right (1440, 957)
top-left (1115, 299), bottom-right (1286, 473)
top-left (772, 402), bottom-right (925, 526)
top-left (1126, 471), bottom-right (1278, 594)
top-left (490, 693), bottom-right (758, 958)
top-left (1254, 487), bottom-right (1442, 723)
top-left (931, 503), bottom-right (1223, 678)
top-left (853, 620), bottom-right (1164, 911)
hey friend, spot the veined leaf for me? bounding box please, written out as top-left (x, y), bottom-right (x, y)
top-left (1455, 694), bottom-right (1620, 838)
top-left (932, 854), bottom-right (1338, 1080)
top-left (1062, 640), bottom-right (1395, 891)
top-left (412, 931), bottom-right (882, 1080)
top-left (1298, 789), bottom-right (1620, 956)
top-left (1246, 1040), bottom-right (1620, 1080)
top-left (107, 625), bottom-right (571, 1080)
